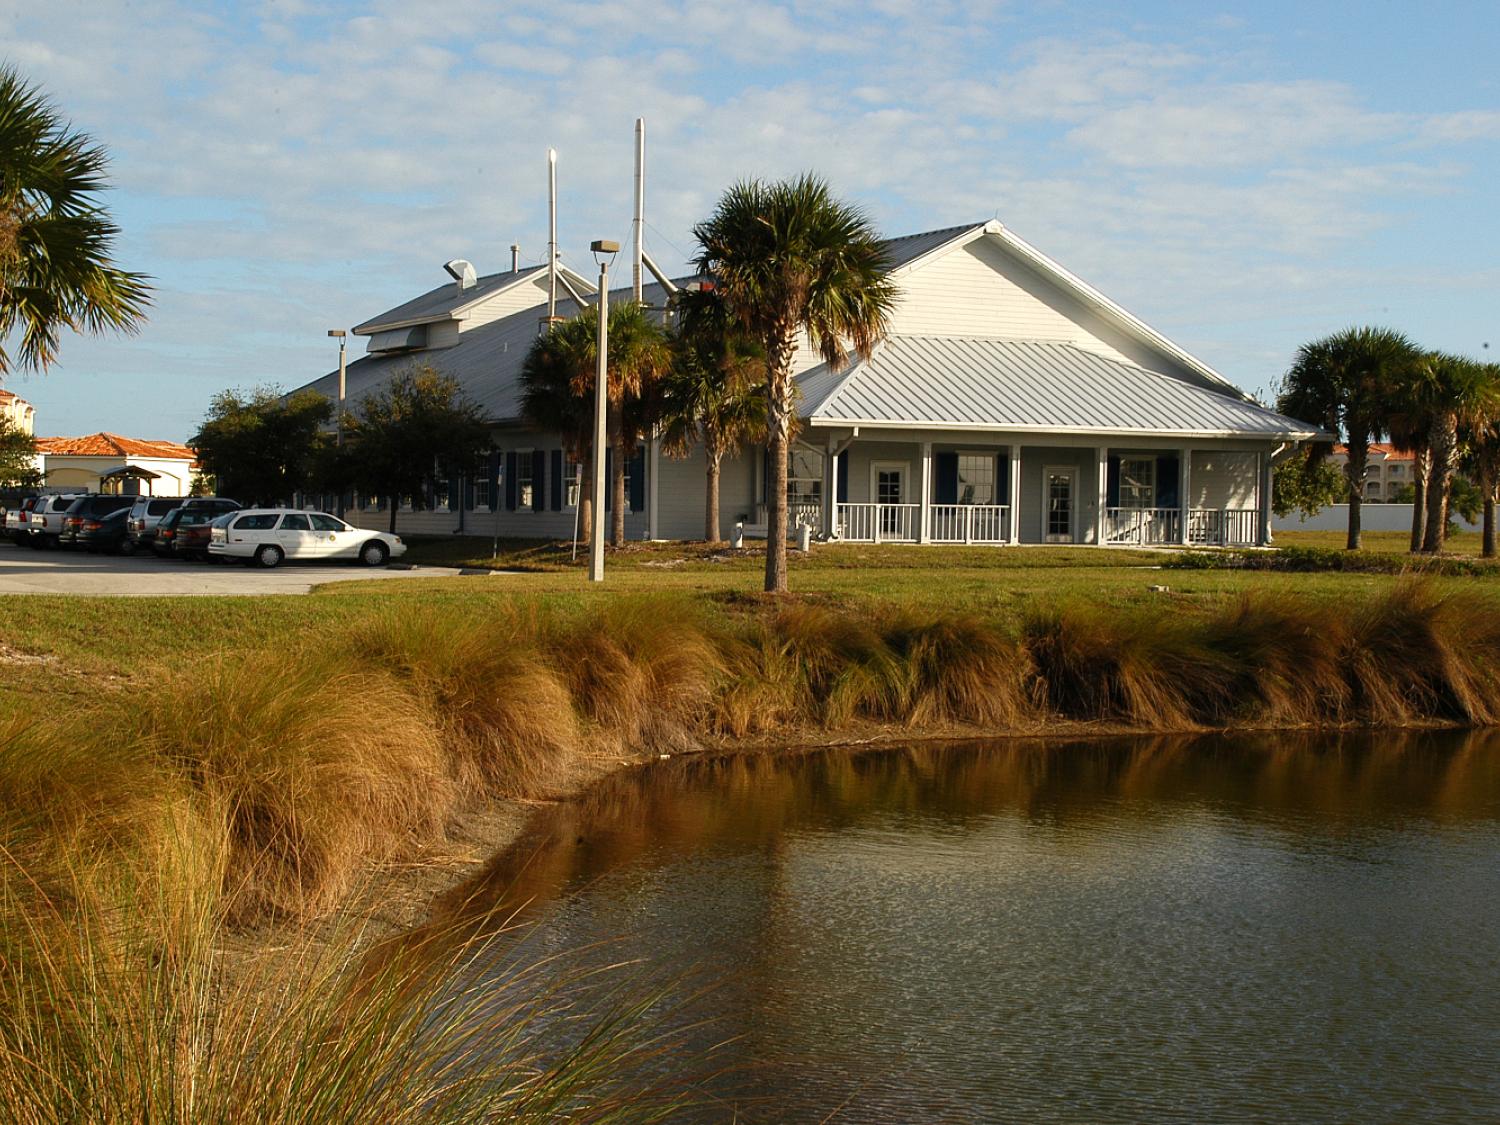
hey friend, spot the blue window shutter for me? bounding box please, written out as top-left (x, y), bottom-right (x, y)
top-left (531, 450), bottom-right (545, 512)
top-left (447, 475), bottom-right (460, 510)
top-left (629, 448), bottom-right (645, 513)
top-left (935, 452), bottom-right (959, 504)
top-left (997, 454), bottom-right (1010, 502)
top-left (604, 449), bottom-right (613, 511)
top-left (836, 453), bottom-right (849, 502)
top-left (550, 450), bottom-right (563, 510)
top-left (505, 451), bottom-right (518, 510)
top-left (1156, 455), bottom-right (1180, 509)
top-left (463, 474), bottom-right (475, 511)
top-left (1107, 456), bottom-right (1121, 507)
top-left (487, 451), bottom-right (500, 507)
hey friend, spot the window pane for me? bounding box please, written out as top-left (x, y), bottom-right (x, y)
top-left (1118, 458), bottom-right (1156, 509)
top-left (279, 514), bottom-right (310, 530)
top-left (309, 514), bottom-right (344, 531)
top-left (957, 454), bottom-right (994, 505)
top-left (787, 448), bottom-right (824, 508)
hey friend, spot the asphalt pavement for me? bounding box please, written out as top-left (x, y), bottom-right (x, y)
top-left (0, 541), bottom-right (465, 596)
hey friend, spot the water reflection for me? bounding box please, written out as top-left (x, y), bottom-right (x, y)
top-left (445, 732), bottom-right (1500, 1123)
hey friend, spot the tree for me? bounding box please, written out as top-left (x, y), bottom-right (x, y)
top-left (1271, 449), bottom-right (1346, 518)
top-left (1412, 355), bottom-right (1500, 553)
top-left (518, 301), bottom-right (671, 547)
top-left (192, 387), bottom-right (331, 506)
top-left (693, 175), bottom-right (896, 592)
top-left (0, 66), bottom-right (150, 376)
top-left (348, 365), bottom-right (490, 534)
top-left (1462, 413), bottom-right (1500, 558)
top-left (660, 287), bottom-right (767, 543)
top-left (1275, 327), bottom-right (1421, 551)
top-left (0, 414), bottom-right (40, 488)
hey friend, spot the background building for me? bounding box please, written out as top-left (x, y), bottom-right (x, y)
top-left (34, 433), bottom-right (197, 495)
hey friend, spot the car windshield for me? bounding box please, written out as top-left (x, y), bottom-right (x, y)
top-left (210, 514), bottom-right (235, 527)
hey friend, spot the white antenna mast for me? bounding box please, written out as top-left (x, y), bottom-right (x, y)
top-left (548, 147), bottom-right (558, 322)
top-left (633, 118), bottom-right (644, 303)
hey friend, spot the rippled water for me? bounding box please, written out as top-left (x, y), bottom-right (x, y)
top-left (458, 733), bottom-right (1500, 1123)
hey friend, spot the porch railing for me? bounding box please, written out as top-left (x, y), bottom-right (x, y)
top-left (929, 504), bottom-right (1010, 544)
top-left (836, 503), bottom-right (920, 542)
top-left (1104, 507), bottom-right (1182, 545)
top-left (1188, 508), bottom-right (1259, 546)
top-left (790, 501), bottom-right (822, 534)
top-left (1106, 507), bottom-right (1260, 546)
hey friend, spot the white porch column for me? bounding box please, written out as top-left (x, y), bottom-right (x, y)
top-left (919, 441), bottom-right (932, 544)
top-left (822, 437), bottom-right (837, 537)
top-left (1259, 449), bottom-right (1274, 546)
top-left (1007, 444), bottom-right (1021, 544)
top-left (647, 435), bottom-right (660, 540)
top-left (1095, 446), bottom-right (1109, 546)
top-left (1179, 447), bottom-right (1193, 545)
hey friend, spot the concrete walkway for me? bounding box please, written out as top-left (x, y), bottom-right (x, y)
top-left (0, 543), bottom-right (464, 596)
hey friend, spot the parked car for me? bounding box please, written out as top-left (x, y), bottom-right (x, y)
top-left (181, 496), bottom-right (240, 515)
top-left (155, 506), bottom-right (221, 559)
top-left (58, 495), bottom-right (135, 547)
top-left (27, 495), bottom-right (86, 548)
top-left (172, 513), bottom-right (226, 562)
top-left (209, 509), bottom-right (404, 568)
top-left (76, 508), bottom-right (131, 554)
top-left (126, 496), bottom-right (184, 553)
top-left (4, 497), bottom-right (38, 545)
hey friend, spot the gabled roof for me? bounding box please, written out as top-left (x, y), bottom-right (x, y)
top-left (354, 263), bottom-right (596, 335)
top-left (797, 337), bottom-right (1322, 439)
top-left (880, 220), bottom-right (1245, 399)
top-left (35, 433), bottom-right (197, 459)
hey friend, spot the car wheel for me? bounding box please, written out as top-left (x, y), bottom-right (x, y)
top-left (359, 540), bottom-right (389, 567)
top-left (255, 544), bottom-right (284, 569)
top-left (118, 540), bottom-right (135, 556)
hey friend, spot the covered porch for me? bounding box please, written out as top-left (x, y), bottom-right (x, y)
top-left (784, 436), bottom-right (1274, 548)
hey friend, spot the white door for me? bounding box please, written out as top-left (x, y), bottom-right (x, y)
top-left (308, 513), bottom-right (355, 558)
top-left (871, 462), bottom-right (908, 538)
top-left (274, 513), bottom-right (317, 558)
top-left (1044, 467), bottom-right (1078, 544)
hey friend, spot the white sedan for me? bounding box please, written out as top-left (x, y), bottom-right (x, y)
top-left (208, 509), bottom-right (405, 568)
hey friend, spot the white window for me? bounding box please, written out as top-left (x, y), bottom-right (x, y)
top-left (474, 476), bottom-right (490, 511)
top-left (517, 454), bottom-right (534, 509)
top-left (434, 473), bottom-right (450, 510)
top-left (565, 458), bottom-right (581, 508)
top-left (957, 453), bottom-right (995, 505)
top-left (788, 447), bottom-right (824, 509)
top-left (1118, 457), bottom-right (1156, 509)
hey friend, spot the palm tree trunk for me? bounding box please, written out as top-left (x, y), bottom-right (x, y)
top-left (704, 430), bottom-right (723, 545)
top-left (577, 450), bottom-right (593, 547)
top-left (763, 332), bottom-right (796, 594)
top-left (1409, 448), bottom-right (1428, 553)
top-left (1423, 414), bottom-right (1458, 553)
top-left (1485, 494), bottom-right (1496, 559)
top-left (611, 433), bottom-right (628, 547)
top-left (1344, 443), bottom-right (1367, 550)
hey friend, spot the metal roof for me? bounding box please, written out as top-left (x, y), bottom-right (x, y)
top-left (798, 337), bottom-right (1323, 438)
top-left (878, 224), bottom-right (983, 271)
top-left (353, 264), bottom-right (596, 334)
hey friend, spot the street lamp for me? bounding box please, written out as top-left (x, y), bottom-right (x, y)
top-left (328, 329), bottom-right (347, 516)
top-left (589, 240), bottom-right (619, 583)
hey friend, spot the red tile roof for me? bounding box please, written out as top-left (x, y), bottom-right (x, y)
top-left (34, 432), bottom-right (196, 460)
top-left (1332, 443), bottom-right (1414, 461)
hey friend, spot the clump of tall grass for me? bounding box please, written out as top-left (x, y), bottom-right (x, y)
top-left (0, 858), bottom-right (700, 1124)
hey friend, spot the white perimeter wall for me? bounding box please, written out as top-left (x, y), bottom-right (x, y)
top-left (1274, 504), bottom-right (1480, 534)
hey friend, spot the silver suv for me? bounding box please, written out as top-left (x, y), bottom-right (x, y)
top-left (126, 496), bottom-right (184, 553)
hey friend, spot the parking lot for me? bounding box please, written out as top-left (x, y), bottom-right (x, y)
top-left (0, 543), bottom-right (466, 596)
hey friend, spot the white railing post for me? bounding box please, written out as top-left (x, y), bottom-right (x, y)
top-left (1179, 449), bottom-right (1192, 545)
top-left (1096, 446), bottom-right (1109, 546)
top-left (1007, 445), bottom-right (1021, 544)
top-left (919, 442), bottom-right (932, 544)
top-left (964, 505), bottom-right (972, 544)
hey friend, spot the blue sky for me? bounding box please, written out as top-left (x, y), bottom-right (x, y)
top-left (3, 0), bottom-right (1498, 441)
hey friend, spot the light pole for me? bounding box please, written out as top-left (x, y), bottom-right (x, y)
top-left (327, 329), bottom-right (347, 517)
top-left (589, 240), bottom-right (618, 583)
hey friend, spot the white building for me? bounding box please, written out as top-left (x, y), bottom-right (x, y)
top-left (290, 221), bottom-right (1322, 546)
top-left (0, 389), bottom-right (35, 435)
top-left (1328, 443), bottom-right (1414, 502)
top-left (34, 433), bottom-right (197, 495)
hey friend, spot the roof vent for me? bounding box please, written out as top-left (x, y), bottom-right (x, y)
top-left (443, 259), bottom-right (477, 294)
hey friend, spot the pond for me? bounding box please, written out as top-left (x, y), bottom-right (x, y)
top-left (455, 733), bottom-right (1500, 1123)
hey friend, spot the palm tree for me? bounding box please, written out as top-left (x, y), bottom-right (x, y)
top-left (692, 175), bottom-right (896, 592)
top-left (1275, 327), bottom-right (1420, 551)
top-left (518, 301), bottom-right (670, 547)
top-left (1415, 354), bottom-right (1500, 552)
top-left (1460, 409), bottom-right (1500, 558)
top-left (0, 66), bottom-right (150, 376)
top-left (660, 288), bottom-right (768, 544)
top-left (1386, 366), bottom-right (1437, 553)
top-left (521, 313), bottom-right (597, 542)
